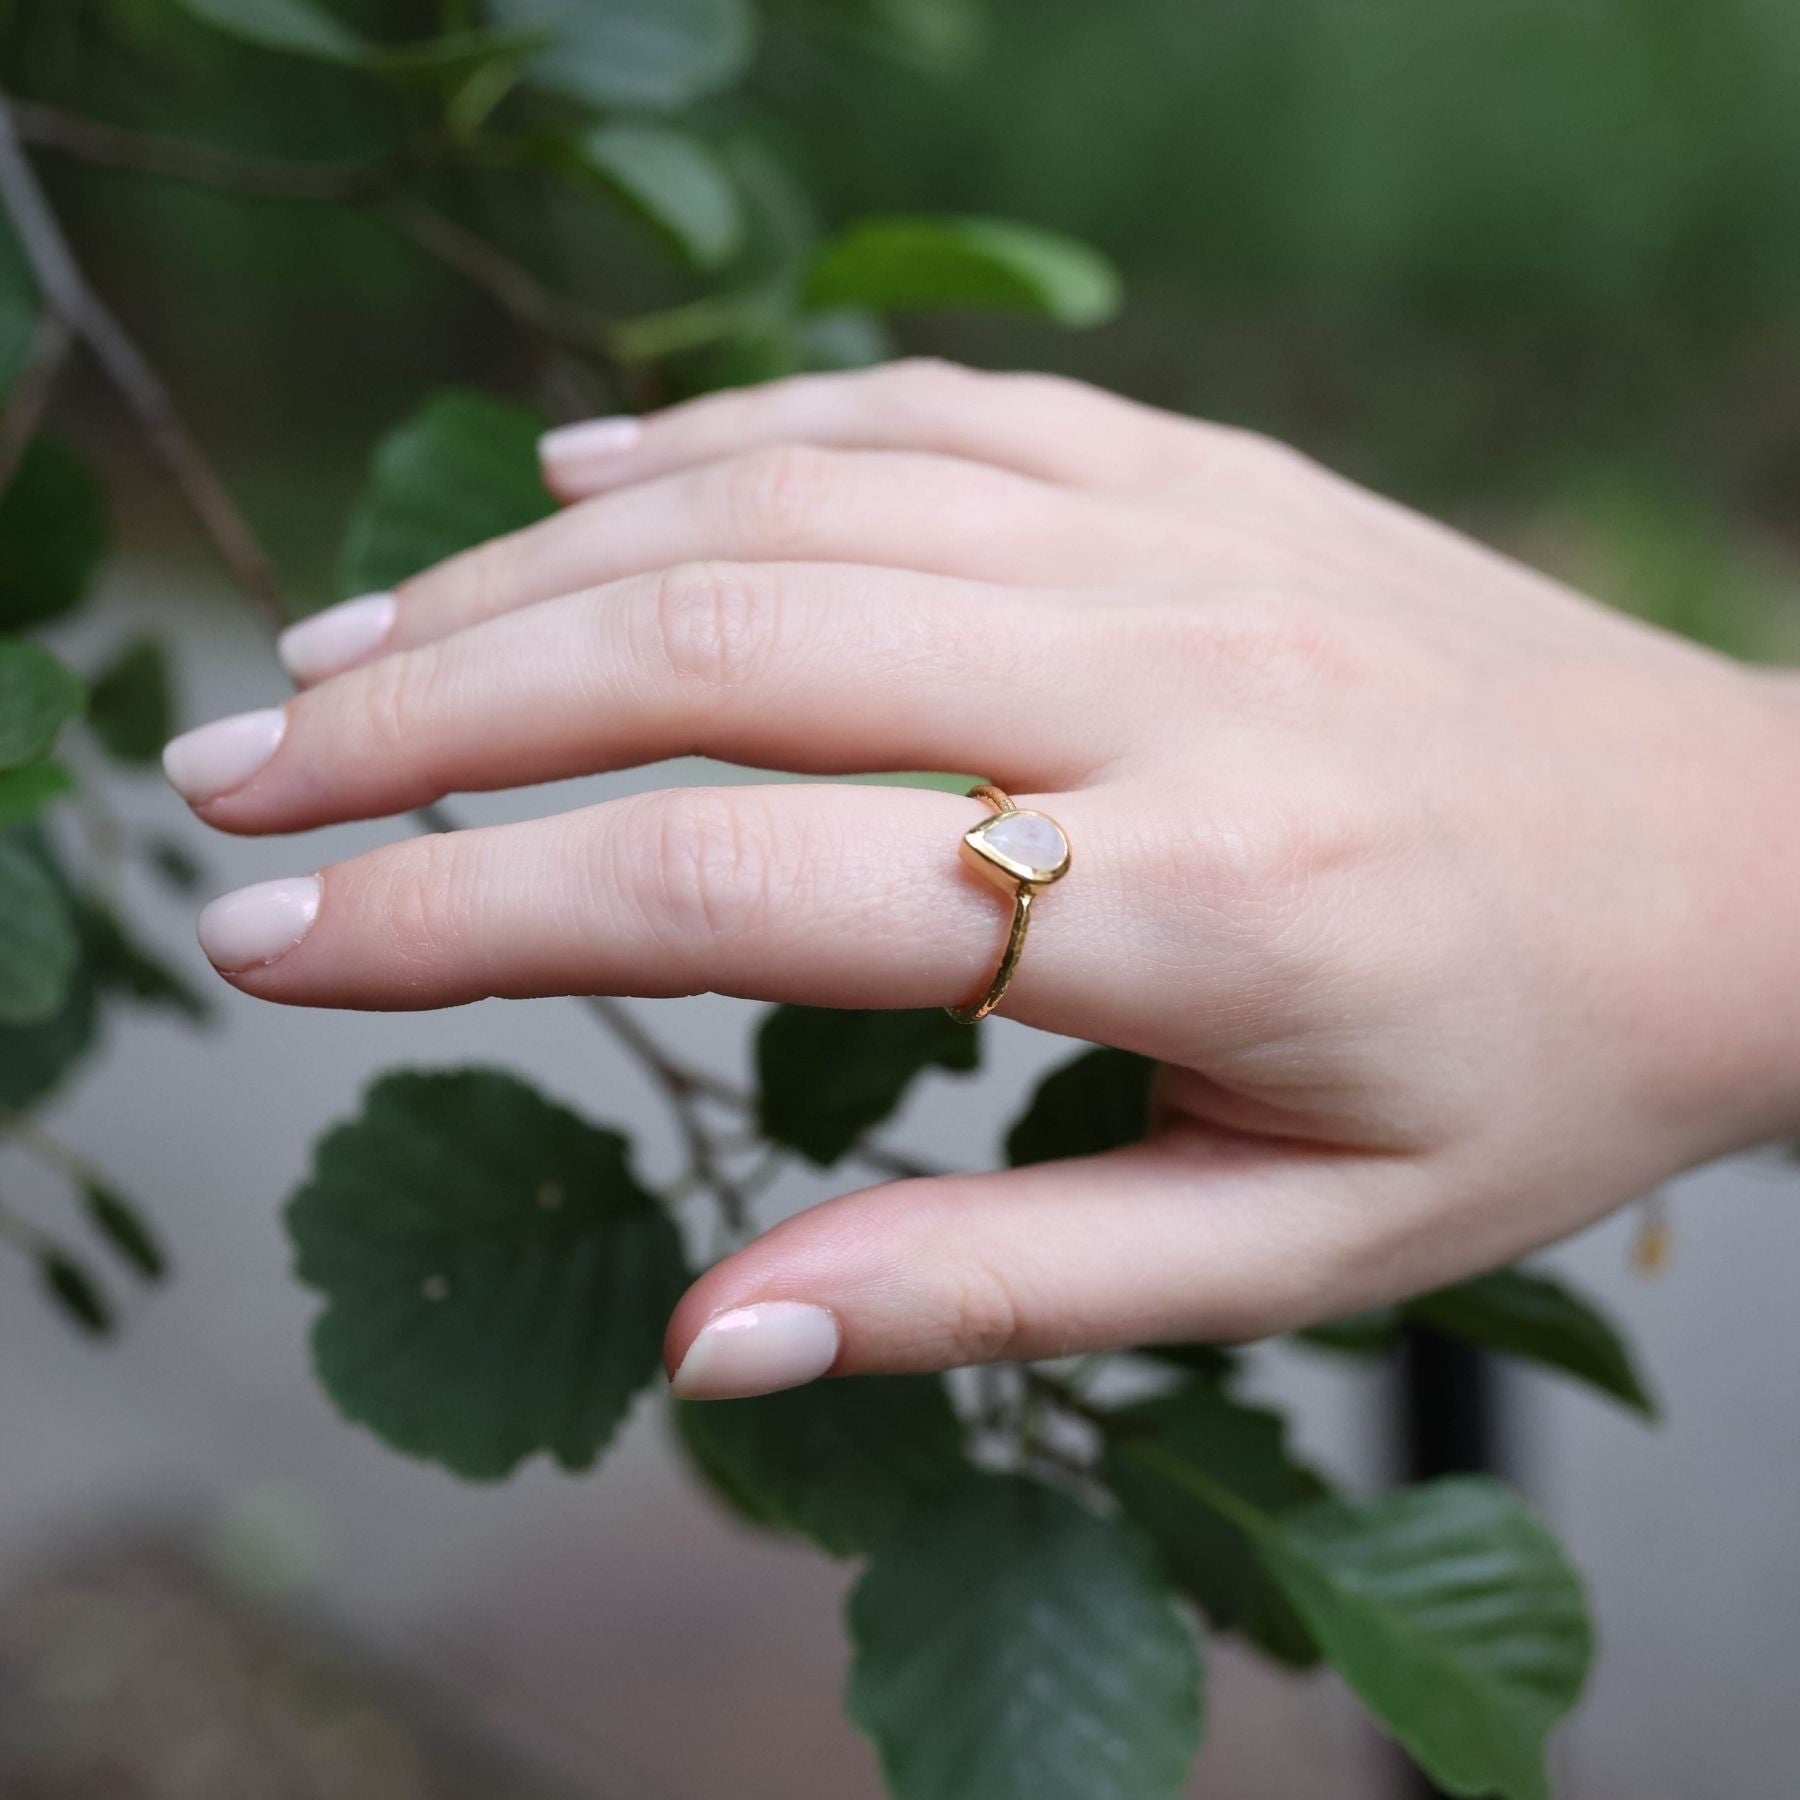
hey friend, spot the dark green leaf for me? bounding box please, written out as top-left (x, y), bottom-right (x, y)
top-left (168, 0), bottom-right (366, 60)
top-left (0, 642), bottom-right (84, 770)
top-left (1296, 1307), bottom-right (1402, 1355)
top-left (1105, 1381), bottom-right (1327, 1668)
top-left (1005, 1046), bottom-right (1153, 1166)
top-left (0, 838), bottom-right (78, 1026)
top-left (1256, 1479), bottom-right (1590, 1800)
top-left (79, 900), bottom-right (211, 1023)
top-left (339, 391), bottom-right (553, 596)
top-left (0, 439), bottom-right (110, 630)
top-left (1405, 1267), bottom-right (1657, 1417)
top-left (0, 212), bottom-right (37, 402)
top-left (82, 1182), bottom-right (168, 1282)
top-left (803, 0), bottom-right (984, 70)
top-left (1133, 1341), bottom-right (1241, 1380)
top-left (0, 947), bottom-right (98, 1111)
top-left (677, 1374), bottom-right (969, 1556)
top-left (144, 834), bottom-right (205, 895)
top-left (805, 217), bottom-right (1123, 327)
top-left (86, 637), bottom-right (175, 765)
top-left (0, 761), bottom-right (74, 829)
top-left (848, 1476), bottom-right (1202, 1800)
top-left (574, 123), bottom-right (745, 271)
top-left (756, 1005), bottom-right (978, 1166)
top-left (287, 1068), bottom-right (688, 1480)
top-left (39, 1247), bottom-right (115, 1337)
top-left (490, 0), bottom-right (757, 110)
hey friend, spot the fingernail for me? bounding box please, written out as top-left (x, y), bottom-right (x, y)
top-left (669, 1302), bottom-right (841, 1401)
top-left (278, 592), bottom-right (396, 683)
top-left (161, 708), bottom-right (286, 805)
top-left (539, 416), bottom-right (643, 473)
top-left (197, 876), bottom-right (321, 973)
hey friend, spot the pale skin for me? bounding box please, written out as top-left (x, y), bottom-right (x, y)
top-left (163, 359), bottom-right (1800, 1400)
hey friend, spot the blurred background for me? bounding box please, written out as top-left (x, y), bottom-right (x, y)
top-left (3, 0), bottom-right (1799, 1794)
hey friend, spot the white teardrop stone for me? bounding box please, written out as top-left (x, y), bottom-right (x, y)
top-left (973, 810), bottom-right (1068, 880)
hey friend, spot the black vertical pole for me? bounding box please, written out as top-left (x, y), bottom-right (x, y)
top-left (1396, 1327), bottom-right (1503, 1798)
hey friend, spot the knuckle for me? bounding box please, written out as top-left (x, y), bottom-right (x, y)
top-left (628, 786), bottom-right (785, 948)
top-left (1151, 591), bottom-right (1362, 704)
top-left (1215, 425), bottom-right (1318, 488)
top-left (942, 1255), bottom-right (1029, 1365)
top-left (643, 560), bottom-right (780, 693)
top-left (368, 831), bottom-right (468, 968)
top-left (354, 642), bottom-right (451, 764)
top-left (722, 442), bottom-right (836, 550)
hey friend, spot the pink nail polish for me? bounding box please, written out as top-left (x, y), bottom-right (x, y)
top-left (197, 876), bottom-right (321, 973)
top-left (162, 708), bottom-right (286, 805)
top-left (670, 1302), bottom-right (841, 1401)
top-left (278, 592), bottom-right (396, 683)
top-left (539, 416), bottom-right (643, 474)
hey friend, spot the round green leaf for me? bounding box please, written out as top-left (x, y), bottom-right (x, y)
top-left (0, 440), bottom-right (110, 631)
top-left (1005, 1045), bottom-right (1153, 1167)
top-left (805, 217), bottom-right (1123, 327)
top-left (0, 939), bottom-right (99, 1111)
top-left (848, 1476), bottom-right (1202, 1800)
top-left (677, 1374), bottom-right (969, 1556)
top-left (0, 642), bottom-right (84, 771)
top-left (168, 0), bottom-right (367, 61)
top-left (756, 1004), bottom-right (979, 1167)
top-left (287, 1069), bottom-right (688, 1480)
top-left (575, 123), bottom-right (746, 271)
top-left (86, 637), bottom-right (175, 766)
top-left (490, 0), bottom-right (756, 110)
top-left (0, 760), bottom-right (73, 829)
top-left (1405, 1266), bottom-right (1657, 1417)
top-left (339, 391), bottom-right (554, 597)
top-left (1254, 1478), bottom-right (1591, 1800)
top-left (1105, 1381), bottom-right (1328, 1668)
top-left (0, 837), bottom-right (79, 1026)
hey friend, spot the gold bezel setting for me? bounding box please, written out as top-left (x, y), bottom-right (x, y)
top-left (946, 785), bottom-right (1071, 1025)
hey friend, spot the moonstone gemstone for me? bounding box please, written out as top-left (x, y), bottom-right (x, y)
top-left (971, 809), bottom-right (1069, 881)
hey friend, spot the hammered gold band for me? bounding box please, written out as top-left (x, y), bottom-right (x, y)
top-left (945, 783), bottom-right (1072, 1025)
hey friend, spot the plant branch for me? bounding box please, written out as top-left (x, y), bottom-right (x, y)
top-left (0, 308), bottom-right (72, 488)
top-left (0, 96), bottom-right (287, 625)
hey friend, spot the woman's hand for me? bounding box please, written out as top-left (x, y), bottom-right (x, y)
top-left (165, 360), bottom-right (1800, 1399)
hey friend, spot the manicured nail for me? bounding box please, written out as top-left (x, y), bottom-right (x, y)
top-left (197, 876), bottom-right (321, 973)
top-left (539, 416), bottom-right (643, 474)
top-left (669, 1301), bottom-right (841, 1401)
top-left (278, 592), bottom-right (396, 683)
top-left (162, 708), bottom-right (286, 805)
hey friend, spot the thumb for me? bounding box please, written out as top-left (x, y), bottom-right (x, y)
top-left (663, 1133), bottom-right (1422, 1399)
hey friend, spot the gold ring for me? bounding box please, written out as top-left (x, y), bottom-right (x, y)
top-left (945, 784), bottom-right (1071, 1024)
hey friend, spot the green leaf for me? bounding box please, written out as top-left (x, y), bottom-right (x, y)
top-left (1006, 1046), bottom-right (1153, 1167)
top-left (0, 642), bottom-right (84, 770)
top-left (0, 761), bottom-right (74, 829)
top-left (82, 1182), bottom-right (168, 1282)
top-left (756, 1005), bottom-right (978, 1166)
top-left (1256, 1479), bottom-right (1590, 1800)
top-left (86, 637), bottom-right (175, 765)
top-left (168, 0), bottom-right (367, 60)
top-left (848, 1476), bottom-right (1202, 1800)
top-left (287, 1068), bottom-right (688, 1480)
top-left (0, 838), bottom-right (78, 1026)
top-left (339, 391), bottom-right (553, 596)
top-left (0, 212), bottom-right (38, 403)
top-left (805, 217), bottom-right (1123, 327)
top-left (143, 834), bottom-right (206, 895)
top-left (1296, 1307), bottom-right (1402, 1355)
top-left (0, 439), bottom-right (110, 630)
top-left (573, 123), bottom-right (745, 271)
top-left (1406, 1267), bottom-right (1657, 1418)
top-left (804, 0), bottom-right (983, 70)
top-left (0, 946), bottom-right (98, 1112)
top-left (1133, 1340), bottom-right (1240, 1381)
top-left (79, 899), bottom-right (212, 1024)
top-left (677, 1374), bottom-right (969, 1556)
top-left (1104, 1381), bottom-right (1327, 1668)
top-left (39, 1247), bottom-right (115, 1338)
top-left (489, 0), bottom-right (756, 111)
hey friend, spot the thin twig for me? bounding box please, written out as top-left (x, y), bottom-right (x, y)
top-left (0, 96), bottom-right (287, 625)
